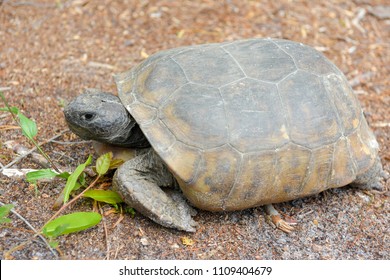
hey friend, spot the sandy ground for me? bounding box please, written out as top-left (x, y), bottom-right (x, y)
top-left (0, 0), bottom-right (389, 259)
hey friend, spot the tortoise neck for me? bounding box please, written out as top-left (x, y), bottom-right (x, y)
top-left (124, 121), bottom-right (151, 148)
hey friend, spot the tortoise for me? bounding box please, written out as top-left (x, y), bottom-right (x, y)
top-left (64, 38), bottom-right (383, 233)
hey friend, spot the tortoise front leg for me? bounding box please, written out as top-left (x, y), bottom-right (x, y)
top-left (112, 149), bottom-right (197, 232)
top-left (264, 204), bottom-right (296, 233)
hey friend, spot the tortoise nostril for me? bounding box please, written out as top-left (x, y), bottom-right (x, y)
top-left (81, 113), bottom-right (95, 121)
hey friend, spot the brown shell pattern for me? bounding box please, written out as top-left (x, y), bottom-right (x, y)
top-left (115, 38), bottom-right (379, 211)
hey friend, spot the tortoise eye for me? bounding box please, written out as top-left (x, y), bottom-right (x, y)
top-left (81, 113), bottom-right (95, 121)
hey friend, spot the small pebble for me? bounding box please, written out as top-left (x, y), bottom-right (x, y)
top-left (140, 237), bottom-right (149, 246)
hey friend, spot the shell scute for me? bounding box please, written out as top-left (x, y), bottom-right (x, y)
top-left (115, 38), bottom-right (379, 210)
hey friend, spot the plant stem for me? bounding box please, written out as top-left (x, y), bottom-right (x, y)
top-left (44, 175), bottom-right (101, 226)
top-left (30, 137), bottom-right (61, 173)
top-left (0, 92), bottom-right (60, 172)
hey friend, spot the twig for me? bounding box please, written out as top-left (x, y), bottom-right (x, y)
top-left (46, 174), bottom-right (101, 224)
top-left (0, 201), bottom-right (59, 258)
top-left (99, 204), bottom-right (110, 260)
top-left (50, 139), bottom-right (90, 145)
top-left (0, 225), bottom-right (36, 234)
top-left (352, 8), bottom-right (366, 33)
top-left (0, 129), bottom-right (68, 172)
top-left (2, 168), bottom-right (38, 178)
top-left (7, 142), bottom-right (51, 168)
top-left (371, 122), bottom-right (390, 128)
top-left (50, 151), bottom-right (76, 163)
top-left (87, 61), bottom-right (116, 70)
top-left (0, 125), bottom-right (20, 130)
top-left (3, 0), bottom-right (88, 9)
top-left (114, 244), bottom-right (122, 259)
top-left (4, 1), bottom-right (56, 8)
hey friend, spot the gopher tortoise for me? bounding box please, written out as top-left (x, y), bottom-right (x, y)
top-left (64, 38), bottom-right (383, 233)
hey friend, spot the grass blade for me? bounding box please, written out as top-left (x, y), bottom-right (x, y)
top-left (63, 155), bottom-right (92, 203)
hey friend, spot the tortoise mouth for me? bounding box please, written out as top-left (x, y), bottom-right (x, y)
top-left (64, 91), bottom-right (151, 148)
top-left (65, 111), bottom-right (124, 142)
top-left (64, 91), bottom-right (128, 140)
top-left (64, 103), bottom-right (150, 148)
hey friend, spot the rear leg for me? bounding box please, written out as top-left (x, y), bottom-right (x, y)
top-left (351, 156), bottom-right (386, 191)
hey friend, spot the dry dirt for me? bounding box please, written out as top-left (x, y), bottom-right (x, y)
top-left (0, 0), bottom-right (389, 260)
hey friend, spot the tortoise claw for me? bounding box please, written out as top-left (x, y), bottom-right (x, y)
top-left (270, 214), bottom-right (296, 233)
top-left (264, 204), bottom-right (297, 233)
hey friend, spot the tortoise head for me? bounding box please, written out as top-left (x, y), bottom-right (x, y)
top-left (64, 89), bottom-right (150, 148)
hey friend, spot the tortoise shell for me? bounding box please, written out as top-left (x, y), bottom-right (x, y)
top-left (114, 38), bottom-right (379, 211)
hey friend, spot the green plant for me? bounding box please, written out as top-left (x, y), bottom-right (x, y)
top-left (0, 204), bottom-right (14, 224)
top-left (0, 92), bottom-right (60, 172)
top-left (1, 92), bottom-right (125, 255)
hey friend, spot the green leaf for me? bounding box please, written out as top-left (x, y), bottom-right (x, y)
top-left (125, 207), bottom-right (136, 218)
top-left (0, 92), bottom-right (19, 114)
top-left (109, 158), bottom-right (124, 169)
top-left (77, 171), bottom-right (86, 187)
top-left (17, 111), bottom-right (37, 140)
top-left (42, 212), bottom-right (101, 237)
top-left (26, 169), bottom-right (59, 183)
top-left (56, 171), bottom-right (71, 179)
top-left (0, 204), bottom-right (14, 218)
top-left (63, 155), bottom-right (92, 203)
top-left (26, 169), bottom-right (72, 184)
top-left (0, 106), bottom-right (19, 114)
top-left (43, 223), bottom-right (69, 238)
top-left (49, 241), bottom-right (59, 248)
top-left (83, 190), bottom-right (123, 205)
top-left (0, 217), bottom-right (12, 224)
top-left (51, 174), bottom-right (81, 209)
top-left (0, 204), bottom-right (14, 224)
top-left (95, 152), bottom-right (113, 176)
